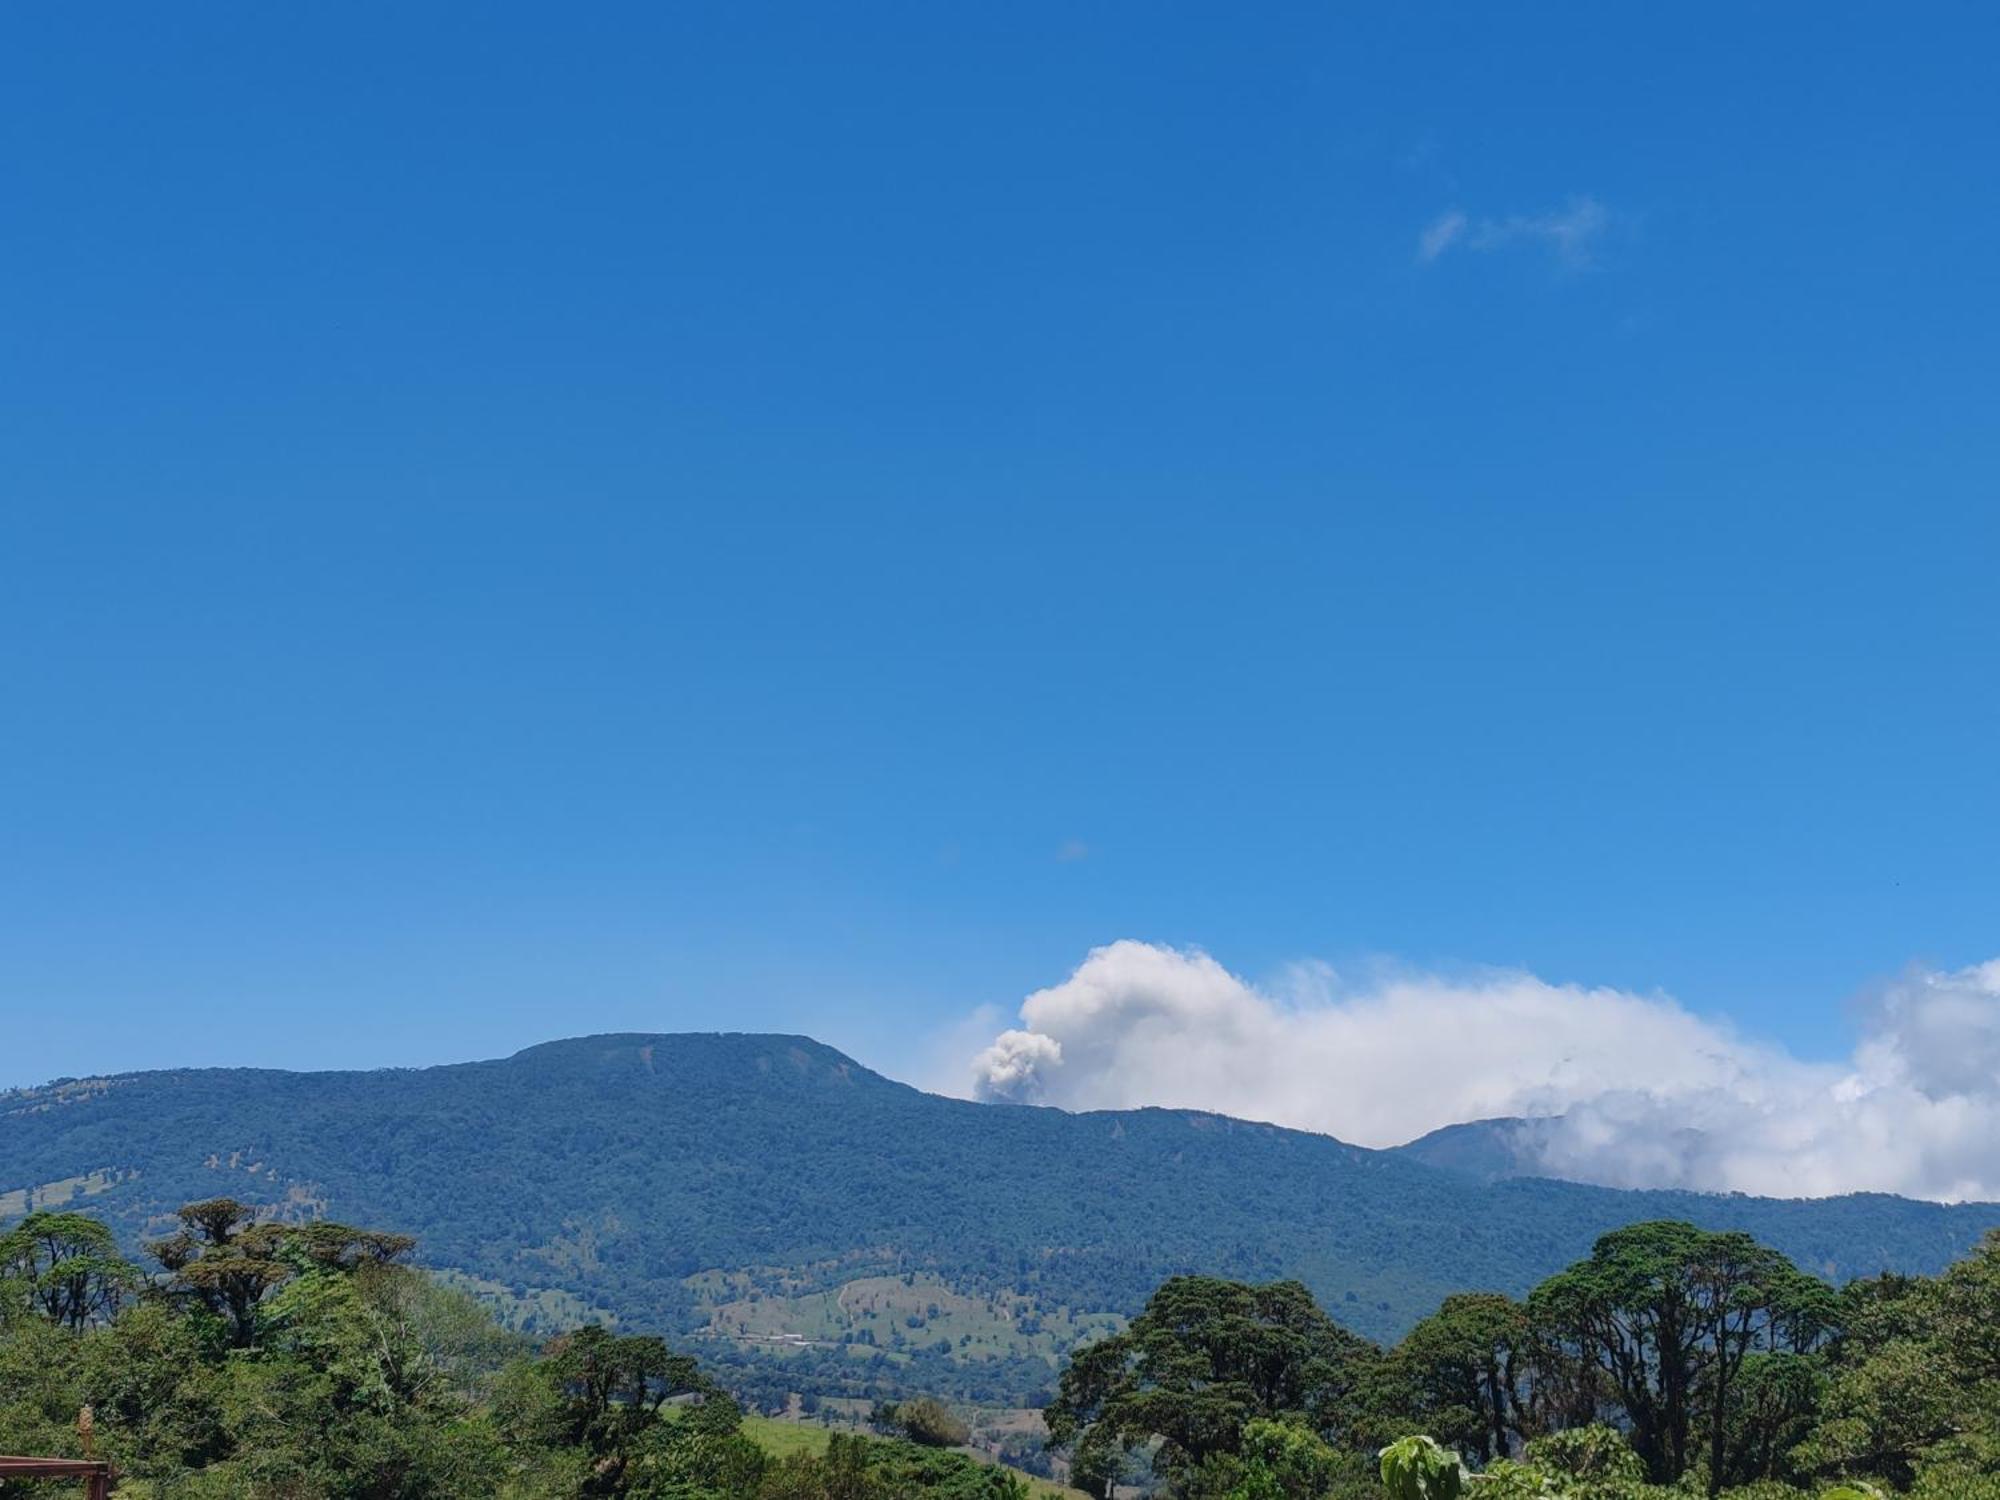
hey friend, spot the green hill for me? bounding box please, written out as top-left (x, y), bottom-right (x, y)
top-left (6, 1032), bottom-right (1996, 1406)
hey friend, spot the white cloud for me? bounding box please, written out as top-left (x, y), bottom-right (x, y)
top-left (1418, 196), bottom-right (1610, 269)
top-left (966, 941), bottom-right (2000, 1203)
top-left (1417, 211), bottom-right (1469, 262)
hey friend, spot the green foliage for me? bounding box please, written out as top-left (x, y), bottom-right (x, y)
top-left (1036, 1219), bottom-right (2000, 1499)
top-left (1395, 1292), bottom-right (1534, 1464)
top-left (0, 1209), bottom-right (138, 1330)
top-left (0, 1309), bottom-right (83, 1461)
top-left (489, 1322), bottom-right (731, 1495)
top-left (0, 1228), bottom-right (515, 1498)
top-left (1044, 1274), bottom-right (1386, 1495)
top-left (1791, 1230), bottom-right (2000, 1492)
top-left (757, 1431), bottom-right (883, 1500)
top-left (1906, 1478), bottom-right (2000, 1500)
top-left (1521, 1425), bottom-right (1648, 1485)
top-left (751, 1429), bottom-right (1030, 1499)
top-left (0, 1199), bottom-right (1047, 1500)
top-left (144, 1196), bottom-right (419, 1349)
top-left (1236, 1418), bottom-right (1351, 1498)
top-left (1529, 1221), bottom-right (1830, 1490)
top-left (853, 1434), bottom-right (1032, 1498)
top-left (1450, 1431), bottom-right (1661, 1500)
top-left (1379, 1434), bottom-right (1464, 1498)
top-left (877, 1394), bottom-right (972, 1448)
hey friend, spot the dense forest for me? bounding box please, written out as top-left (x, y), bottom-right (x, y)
top-left (0, 1200), bottom-right (1034, 1498)
top-left (6, 1031), bottom-right (1996, 1399)
top-left (1043, 1220), bottom-right (2000, 1499)
top-left (7, 1198), bottom-right (2000, 1497)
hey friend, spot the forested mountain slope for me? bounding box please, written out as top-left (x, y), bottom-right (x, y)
top-left (5, 1032), bottom-right (1996, 1401)
top-left (1391, 1117), bottom-right (1562, 1181)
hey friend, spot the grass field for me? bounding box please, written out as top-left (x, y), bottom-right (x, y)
top-left (739, 1413), bottom-right (837, 1459)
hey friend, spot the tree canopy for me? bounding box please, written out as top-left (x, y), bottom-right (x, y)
top-left (1045, 1274), bottom-right (1387, 1496)
top-left (0, 1211), bottom-right (136, 1331)
top-left (1042, 1222), bottom-right (2000, 1499)
top-left (0, 1200), bottom-right (1040, 1499)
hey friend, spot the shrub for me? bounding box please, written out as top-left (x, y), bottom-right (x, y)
top-left (1380, 1435), bottom-right (1465, 1499)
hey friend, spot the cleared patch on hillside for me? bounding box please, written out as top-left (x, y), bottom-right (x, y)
top-left (687, 1268), bottom-right (1124, 1364)
top-left (0, 1166), bottom-right (133, 1219)
top-left (432, 1268), bottom-right (614, 1335)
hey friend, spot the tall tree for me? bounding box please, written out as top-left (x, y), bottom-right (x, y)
top-left (0, 1210), bottom-right (138, 1330)
top-left (1394, 1292), bottom-right (1531, 1465)
top-left (1528, 1219), bottom-right (1815, 1493)
top-left (148, 1197), bottom-right (291, 1347)
top-left (148, 1197), bottom-right (416, 1348)
top-left (1044, 1275), bottom-right (1383, 1498)
top-left (498, 1323), bottom-right (719, 1495)
top-left (1797, 1229), bottom-right (2000, 1492)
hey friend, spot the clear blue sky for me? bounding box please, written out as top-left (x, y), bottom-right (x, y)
top-left (4, 4), bottom-right (1995, 1089)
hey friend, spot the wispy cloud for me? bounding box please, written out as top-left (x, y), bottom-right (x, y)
top-left (965, 940), bottom-right (2000, 1203)
top-left (1418, 196), bottom-right (1610, 269)
top-left (1054, 838), bottom-right (1091, 863)
top-left (1417, 210), bottom-right (1470, 262)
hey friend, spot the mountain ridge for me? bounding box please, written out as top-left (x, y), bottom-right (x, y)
top-left (6, 1031), bottom-right (1996, 1405)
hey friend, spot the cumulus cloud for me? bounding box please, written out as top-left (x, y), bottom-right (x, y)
top-left (966, 941), bottom-right (2000, 1203)
top-left (1418, 196), bottom-right (1609, 268)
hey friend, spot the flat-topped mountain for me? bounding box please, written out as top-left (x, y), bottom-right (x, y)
top-left (7, 1032), bottom-right (1997, 1404)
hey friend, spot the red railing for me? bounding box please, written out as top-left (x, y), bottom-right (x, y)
top-left (0, 1457), bottom-right (112, 1498)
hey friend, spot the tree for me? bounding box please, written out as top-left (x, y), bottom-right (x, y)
top-left (74, 1299), bottom-right (229, 1477)
top-left (1465, 1423), bottom-right (1650, 1499)
top-left (496, 1323), bottom-right (720, 1494)
top-left (148, 1198), bottom-right (416, 1349)
top-left (1044, 1275), bottom-right (1383, 1497)
top-left (1226, 1418), bottom-right (1348, 1499)
top-left (0, 1307), bottom-right (84, 1459)
top-left (1725, 1350), bottom-right (1824, 1486)
top-left (0, 1211), bottom-right (138, 1330)
top-left (639, 1401), bottom-right (769, 1496)
top-left (0, 1205), bottom-right (516, 1497)
top-left (1517, 1423), bottom-right (1646, 1485)
top-left (148, 1198), bottom-right (295, 1347)
top-left (879, 1396), bottom-right (970, 1448)
top-left (1797, 1229), bottom-right (2000, 1493)
top-left (1394, 1293), bottom-right (1530, 1465)
top-left (287, 1220), bottom-right (419, 1271)
top-left (1527, 1220), bottom-right (1815, 1492)
top-left (756, 1431), bottom-right (883, 1500)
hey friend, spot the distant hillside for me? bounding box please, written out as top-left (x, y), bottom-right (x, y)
top-left (1392, 1116), bottom-right (1559, 1181)
top-left (1393, 1114), bottom-right (1720, 1189)
top-left (6, 1032), bottom-right (1998, 1406)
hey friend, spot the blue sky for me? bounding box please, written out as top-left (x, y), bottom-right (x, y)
top-left (4, 3), bottom-right (1996, 1094)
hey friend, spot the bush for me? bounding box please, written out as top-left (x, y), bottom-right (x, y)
top-left (874, 1395), bottom-right (970, 1448)
top-left (1522, 1425), bottom-right (1648, 1485)
top-left (892, 1395), bottom-right (971, 1448)
top-left (1380, 1435), bottom-right (1464, 1499)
